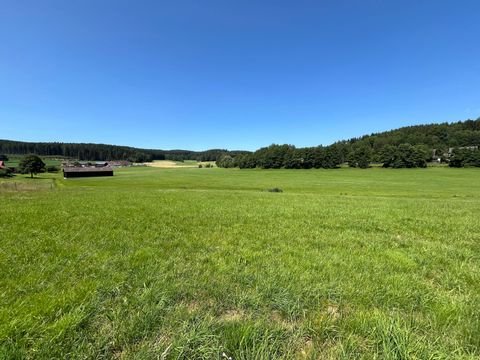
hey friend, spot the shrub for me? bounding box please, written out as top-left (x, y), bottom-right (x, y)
top-left (198, 164), bottom-right (203, 168)
top-left (266, 187), bottom-right (283, 193)
top-left (0, 168), bottom-right (13, 178)
top-left (46, 165), bottom-right (60, 173)
top-left (216, 155), bottom-right (235, 168)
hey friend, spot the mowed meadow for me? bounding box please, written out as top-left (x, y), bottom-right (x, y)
top-left (1, 167), bottom-right (479, 359)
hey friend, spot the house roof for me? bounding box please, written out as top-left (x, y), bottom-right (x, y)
top-left (63, 167), bottom-right (113, 173)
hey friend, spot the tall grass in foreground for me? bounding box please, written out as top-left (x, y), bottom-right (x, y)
top-left (0, 167), bottom-right (479, 358)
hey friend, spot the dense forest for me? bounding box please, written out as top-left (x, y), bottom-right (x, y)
top-left (217, 117), bottom-right (480, 169)
top-left (0, 140), bottom-right (155, 162)
top-left (1, 117), bottom-right (479, 168)
top-left (0, 140), bottom-right (247, 163)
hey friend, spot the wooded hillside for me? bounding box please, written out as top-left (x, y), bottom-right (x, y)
top-left (2, 117), bottom-right (479, 167)
top-left (0, 140), bottom-right (247, 163)
top-left (219, 118), bottom-right (480, 169)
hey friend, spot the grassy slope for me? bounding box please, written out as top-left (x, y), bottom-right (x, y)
top-left (1, 167), bottom-right (479, 359)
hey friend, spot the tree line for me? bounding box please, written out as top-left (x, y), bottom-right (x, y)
top-left (0, 140), bottom-right (247, 162)
top-left (216, 143), bottom-right (433, 169)
top-left (0, 140), bottom-right (156, 162)
top-left (217, 118), bottom-right (480, 169)
top-left (2, 117), bottom-right (479, 168)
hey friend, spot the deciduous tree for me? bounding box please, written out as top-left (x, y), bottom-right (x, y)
top-left (19, 155), bottom-right (46, 178)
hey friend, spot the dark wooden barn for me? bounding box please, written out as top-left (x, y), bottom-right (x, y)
top-left (63, 167), bottom-right (114, 178)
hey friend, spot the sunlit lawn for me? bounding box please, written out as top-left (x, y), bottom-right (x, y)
top-left (1, 167), bottom-right (479, 359)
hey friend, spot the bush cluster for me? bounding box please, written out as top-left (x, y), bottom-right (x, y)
top-left (0, 168), bottom-right (13, 178)
top-left (449, 148), bottom-right (480, 167)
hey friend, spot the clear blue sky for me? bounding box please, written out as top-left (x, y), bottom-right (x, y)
top-left (1, 0), bottom-right (479, 151)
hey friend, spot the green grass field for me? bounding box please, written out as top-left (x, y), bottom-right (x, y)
top-left (4, 156), bottom-right (61, 169)
top-left (1, 167), bottom-right (479, 359)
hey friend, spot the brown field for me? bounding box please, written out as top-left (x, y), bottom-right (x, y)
top-left (145, 160), bottom-right (216, 168)
top-left (145, 160), bottom-right (195, 168)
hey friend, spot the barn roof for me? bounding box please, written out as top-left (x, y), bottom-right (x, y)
top-left (63, 167), bottom-right (113, 173)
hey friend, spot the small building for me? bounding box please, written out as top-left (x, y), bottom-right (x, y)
top-left (63, 167), bottom-right (114, 178)
top-left (0, 161), bottom-right (5, 169)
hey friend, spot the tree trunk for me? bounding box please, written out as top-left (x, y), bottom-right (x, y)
top-left (30, 172), bottom-right (33, 178)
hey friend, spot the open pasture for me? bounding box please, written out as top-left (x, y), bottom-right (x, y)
top-left (1, 167), bottom-right (479, 359)
top-left (4, 156), bottom-right (61, 169)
